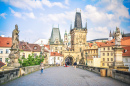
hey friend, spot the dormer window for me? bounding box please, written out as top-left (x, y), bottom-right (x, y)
top-left (56, 41), bottom-right (58, 44)
top-left (34, 46), bottom-right (37, 50)
top-left (124, 49), bottom-right (127, 53)
top-left (22, 45), bottom-right (26, 49)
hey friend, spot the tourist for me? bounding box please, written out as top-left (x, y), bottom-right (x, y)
top-left (74, 62), bottom-right (77, 69)
top-left (40, 62), bottom-right (44, 74)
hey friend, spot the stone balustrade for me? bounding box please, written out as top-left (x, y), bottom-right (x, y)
top-left (0, 64), bottom-right (57, 84)
top-left (77, 65), bottom-right (130, 84)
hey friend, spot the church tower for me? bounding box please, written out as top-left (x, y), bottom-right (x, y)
top-left (70, 11), bottom-right (87, 52)
top-left (64, 30), bottom-right (68, 50)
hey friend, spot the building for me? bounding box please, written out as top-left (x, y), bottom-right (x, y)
top-left (100, 35), bottom-right (130, 68)
top-left (19, 41), bottom-right (49, 60)
top-left (34, 39), bottom-right (48, 46)
top-left (0, 36), bottom-right (12, 64)
top-left (49, 27), bottom-right (64, 54)
top-left (49, 52), bottom-right (63, 65)
top-left (122, 46), bottom-right (130, 71)
top-left (64, 30), bottom-right (71, 50)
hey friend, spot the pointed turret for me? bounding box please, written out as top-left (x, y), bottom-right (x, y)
top-left (74, 12), bottom-right (82, 28)
top-left (70, 23), bottom-right (72, 30)
top-left (109, 30), bottom-right (112, 37)
top-left (49, 27), bottom-right (62, 44)
top-left (85, 20), bottom-right (87, 29)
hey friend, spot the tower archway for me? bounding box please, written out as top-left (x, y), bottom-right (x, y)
top-left (64, 55), bottom-right (75, 65)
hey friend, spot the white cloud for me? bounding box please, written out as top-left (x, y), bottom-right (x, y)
top-left (9, 7), bottom-right (36, 19)
top-left (2, 0), bottom-right (68, 10)
top-left (65, 0), bottom-right (69, 5)
top-left (0, 13), bottom-right (7, 19)
top-left (87, 27), bottom-right (109, 40)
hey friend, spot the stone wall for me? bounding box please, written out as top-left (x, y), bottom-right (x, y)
top-left (0, 64), bottom-right (57, 84)
top-left (77, 65), bottom-right (130, 85)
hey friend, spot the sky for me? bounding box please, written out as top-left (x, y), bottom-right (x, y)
top-left (0, 0), bottom-right (130, 43)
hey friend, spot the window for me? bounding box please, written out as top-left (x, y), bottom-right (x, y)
top-left (55, 47), bottom-right (57, 50)
top-left (125, 58), bottom-right (128, 62)
top-left (22, 53), bottom-right (25, 58)
top-left (5, 58), bottom-right (8, 63)
top-left (66, 43), bottom-right (67, 45)
top-left (22, 45), bottom-right (26, 49)
top-left (111, 58), bottom-right (113, 61)
top-left (103, 58), bottom-right (105, 61)
top-left (80, 48), bottom-right (82, 52)
top-left (104, 48), bottom-right (105, 51)
top-left (103, 53), bottom-right (105, 56)
top-left (61, 47), bottom-right (62, 50)
top-left (107, 53), bottom-right (109, 56)
top-left (111, 53), bottom-right (113, 56)
top-left (0, 49), bottom-right (3, 54)
top-left (56, 41), bottom-right (58, 44)
top-left (108, 47), bottom-right (110, 50)
top-left (107, 58), bottom-right (109, 61)
top-left (103, 63), bottom-right (105, 66)
top-left (34, 53), bottom-right (37, 58)
top-left (94, 50), bottom-right (95, 53)
top-left (0, 58), bottom-right (2, 62)
top-left (58, 57), bottom-right (59, 60)
top-left (34, 46), bottom-right (37, 50)
top-left (6, 49), bottom-right (9, 54)
top-left (107, 63), bottom-right (109, 66)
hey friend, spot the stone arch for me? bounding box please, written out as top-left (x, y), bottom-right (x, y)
top-left (63, 55), bottom-right (75, 65)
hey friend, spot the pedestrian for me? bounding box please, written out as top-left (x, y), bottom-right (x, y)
top-left (74, 62), bottom-right (77, 69)
top-left (40, 62), bottom-right (44, 74)
top-left (66, 62), bottom-right (68, 67)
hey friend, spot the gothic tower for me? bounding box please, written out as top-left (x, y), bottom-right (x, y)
top-left (64, 30), bottom-right (68, 50)
top-left (70, 11), bottom-right (87, 52)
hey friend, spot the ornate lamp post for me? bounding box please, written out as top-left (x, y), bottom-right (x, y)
top-left (86, 52), bottom-right (87, 65)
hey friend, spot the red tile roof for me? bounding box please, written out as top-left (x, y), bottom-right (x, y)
top-left (0, 61), bottom-right (5, 68)
top-left (19, 41), bottom-right (49, 52)
top-left (51, 52), bottom-right (63, 56)
top-left (88, 43), bottom-right (93, 47)
top-left (96, 42), bottom-right (105, 47)
top-left (122, 46), bottom-right (130, 57)
top-left (0, 37), bottom-right (12, 47)
top-left (101, 37), bottom-right (130, 47)
top-left (44, 45), bottom-right (50, 50)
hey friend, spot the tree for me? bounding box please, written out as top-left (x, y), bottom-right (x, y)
top-left (18, 53), bottom-right (44, 67)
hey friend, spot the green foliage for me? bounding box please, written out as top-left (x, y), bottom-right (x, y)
top-left (18, 53), bottom-right (44, 67)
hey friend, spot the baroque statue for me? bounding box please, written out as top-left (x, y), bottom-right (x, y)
top-left (8, 24), bottom-right (20, 67)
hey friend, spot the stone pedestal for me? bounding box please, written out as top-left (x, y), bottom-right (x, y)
top-left (8, 49), bottom-right (20, 68)
top-left (111, 46), bottom-right (128, 71)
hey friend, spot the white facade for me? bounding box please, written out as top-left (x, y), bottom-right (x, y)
top-left (0, 47), bottom-right (10, 64)
top-left (34, 39), bottom-right (48, 46)
top-left (49, 56), bottom-right (63, 65)
top-left (123, 57), bottom-right (130, 71)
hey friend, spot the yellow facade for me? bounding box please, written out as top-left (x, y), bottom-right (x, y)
top-left (100, 46), bottom-right (114, 68)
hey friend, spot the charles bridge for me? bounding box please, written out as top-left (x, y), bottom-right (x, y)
top-left (0, 64), bottom-right (130, 86)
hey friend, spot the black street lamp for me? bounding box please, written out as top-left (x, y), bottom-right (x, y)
top-left (86, 52), bottom-right (87, 65)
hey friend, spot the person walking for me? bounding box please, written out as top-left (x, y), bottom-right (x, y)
top-left (40, 62), bottom-right (44, 74)
top-left (74, 62), bottom-right (77, 69)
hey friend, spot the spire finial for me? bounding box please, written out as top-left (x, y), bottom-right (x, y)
top-left (80, 9), bottom-right (81, 12)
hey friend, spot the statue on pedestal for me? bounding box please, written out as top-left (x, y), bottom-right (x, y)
top-left (8, 24), bottom-right (20, 68)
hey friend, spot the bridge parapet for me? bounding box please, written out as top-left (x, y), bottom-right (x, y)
top-left (77, 65), bottom-right (130, 84)
top-left (0, 64), bottom-right (57, 85)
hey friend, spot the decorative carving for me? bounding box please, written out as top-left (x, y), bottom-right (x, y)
top-left (8, 24), bottom-right (20, 67)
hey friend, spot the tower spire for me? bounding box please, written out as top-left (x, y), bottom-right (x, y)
top-left (86, 20), bottom-right (87, 29)
top-left (70, 23), bottom-right (72, 30)
top-left (109, 30), bottom-right (112, 37)
top-left (74, 11), bottom-right (82, 28)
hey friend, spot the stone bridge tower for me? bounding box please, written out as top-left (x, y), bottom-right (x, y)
top-left (70, 12), bottom-right (87, 53)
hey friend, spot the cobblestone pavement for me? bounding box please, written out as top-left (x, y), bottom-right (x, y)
top-left (2, 66), bottom-right (130, 86)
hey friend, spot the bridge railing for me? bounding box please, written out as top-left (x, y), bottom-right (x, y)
top-left (77, 65), bottom-right (130, 84)
top-left (0, 64), bottom-right (57, 85)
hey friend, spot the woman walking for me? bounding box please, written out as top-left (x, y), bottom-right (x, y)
top-left (40, 62), bottom-right (44, 74)
top-left (74, 62), bottom-right (77, 69)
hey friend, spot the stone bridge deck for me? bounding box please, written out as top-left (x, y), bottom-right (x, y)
top-left (2, 66), bottom-right (129, 86)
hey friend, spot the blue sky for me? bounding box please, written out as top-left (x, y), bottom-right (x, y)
top-left (0, 0), bottom-right (130, 43)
